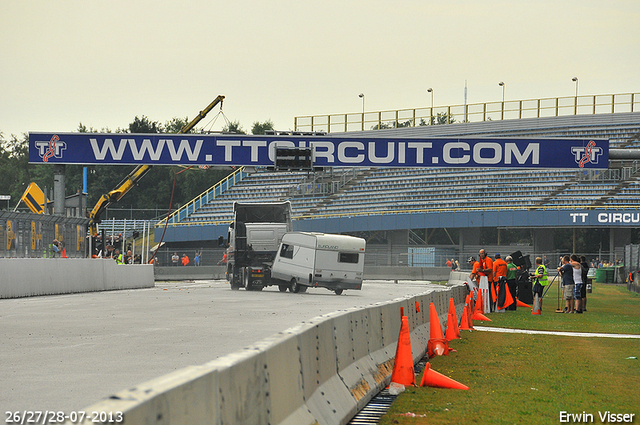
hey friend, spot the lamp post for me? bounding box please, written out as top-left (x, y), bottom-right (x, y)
top-left (572, 77), bottom-right (579, 115)
top-left (427, 88), bottom-right (434, 125)
top-left (498, 82), bottom-right (505, 120)
top-left (359, 93), bottom-right (365, 131)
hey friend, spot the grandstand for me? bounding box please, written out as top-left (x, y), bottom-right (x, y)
top-left (157, 108), bottom-right (640, 265)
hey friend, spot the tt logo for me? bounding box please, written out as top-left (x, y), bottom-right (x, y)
top-left (571, 141), bottom-right (602, 168)
top-left (35, 135), bottom-right (67, 161)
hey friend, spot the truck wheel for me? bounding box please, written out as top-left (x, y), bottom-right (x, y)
top-left (230, 277), bottom-right (241, 291)
top-left (230, 268), bottom-right (241, 290)
top-left (334, 289), bottom-right (344, 295)
top-left (278, 285), bottom-right (288, 292)
top-left (290, 278), bottom-right (301, 293)
top-left (243, 269), bottom-right (254, 291)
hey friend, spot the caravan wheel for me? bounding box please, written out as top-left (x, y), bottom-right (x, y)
top-left (278, 285), bottom-right (288, 292)
top-left (334, 289), bottom-right (344, 295)
top-left (290, 278), bottom-right (301, 293)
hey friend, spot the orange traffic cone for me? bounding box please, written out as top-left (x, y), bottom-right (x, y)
top-left (516, 298), bottom-right (531, 308)
top-left (474, 289), bottom-right (484, 315)
top-left (472, 290), bottom-right (491, 321)
top-left (472, 311), bottom-right (492, 321)
top-left (532, 294), bottom-right (541, 315)
top-left (468, 295), bottom-right (475, 323)
top-left (446, 312), bottom-right (460, 341)
top-left (390, 316), bottom-right (415, 387)
top-left (416, 301), bottom-right (421, 313)
top-left (447, 298), bottom-right (461, 339)
top-left (500, 283), bottom-right (515, 310)
top-left (491, 282), bottom-right (497, 308)
top-left (460, 305), bottom-right (473, 331)
top-left (62, 248), bottom-right (67, 258)
top-left (427, 303), bottom-right (449, 357)
top-left (419, 362), bottom-right (469, 390)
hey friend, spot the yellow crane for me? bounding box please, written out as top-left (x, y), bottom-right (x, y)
top-left (88, 95), bottom-right (225, 236)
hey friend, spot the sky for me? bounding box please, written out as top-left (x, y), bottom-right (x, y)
top-left (1, 0), bottom-right (639, 139)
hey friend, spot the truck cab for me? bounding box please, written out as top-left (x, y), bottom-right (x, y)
top-left (226, 201), bottom-right (292, 291)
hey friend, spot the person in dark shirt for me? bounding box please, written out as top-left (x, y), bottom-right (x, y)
top-left (580, 255), bottom-right (589, 312)
top-left (557, 255), bottom-right (575, 313)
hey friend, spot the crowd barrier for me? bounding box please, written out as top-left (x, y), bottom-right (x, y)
top-left (0, 259), bottom-right (154, 299)
top-left (69, 278), bottom-right (467, 425)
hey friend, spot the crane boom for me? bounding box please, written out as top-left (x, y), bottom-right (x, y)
top-left (88, 95), bottom-right (225, 236)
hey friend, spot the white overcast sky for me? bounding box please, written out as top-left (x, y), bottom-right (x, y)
top-left (1, 0), bottom-right (638, 138)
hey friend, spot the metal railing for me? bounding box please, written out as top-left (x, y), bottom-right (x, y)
top-left (294, 92), bottom-right (639, 133)
top-left (159, 167), bottom-right (248, 226)
top-left (96, 219), bottom-right (156, 237)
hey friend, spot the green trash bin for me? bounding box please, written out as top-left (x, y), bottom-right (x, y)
top-left (595, 268), bottom-right (607, 283)
top-left (606, 268), bottom-right (616, 283)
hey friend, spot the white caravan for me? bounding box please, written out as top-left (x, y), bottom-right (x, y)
top-left (271, 232), bottom-right (366, 295)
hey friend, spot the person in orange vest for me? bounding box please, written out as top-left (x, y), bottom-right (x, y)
top-left (181, 253), bottom-right (189, 266)
top-left (479, 249), bottom-right (494, 283)
top-left (217, 252), bottom-right (227, 265)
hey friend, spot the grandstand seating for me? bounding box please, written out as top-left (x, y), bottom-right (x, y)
top-left (164, 112), bottom-right (640, 226)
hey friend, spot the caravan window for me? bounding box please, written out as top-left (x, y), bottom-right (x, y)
top-left (280, 243), bottom-right (294, 259)
top-left (339, 252), bottom-right (359, 264)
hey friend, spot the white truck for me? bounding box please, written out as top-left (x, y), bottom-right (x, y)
top-left (270, 232), bottom-right (366, 295)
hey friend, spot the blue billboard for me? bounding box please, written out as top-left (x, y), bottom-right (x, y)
top-left (29, 132), bottom-right (609, 169)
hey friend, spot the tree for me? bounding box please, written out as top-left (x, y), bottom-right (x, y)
top-left (252, 120), bottom-right (275, 135)
top-left (0, 133), bottom-right (31, 208)
top-left (222, 121), bottom-right (246, 134)
top-left (371, 122), bottom-right (392, 130)
top-left (164, 117), bottom-right (190, 134)
top-left (436, 112), bottom-right (455, 125)
top-left (129, 116), bottom-right (161, 133)
top-left (419, 112), bottom-right (456, 126)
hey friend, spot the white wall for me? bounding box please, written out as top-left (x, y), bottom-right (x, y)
top-left (0, 259), bottom-right (154, 299)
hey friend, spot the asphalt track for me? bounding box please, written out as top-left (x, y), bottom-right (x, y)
top-left (1, 279), bottom-right (443, 414)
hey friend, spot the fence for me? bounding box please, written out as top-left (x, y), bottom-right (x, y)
top-left (0, 211), bottom-right (89, 258)
top-left (294, 92), bottom-right (639, 133)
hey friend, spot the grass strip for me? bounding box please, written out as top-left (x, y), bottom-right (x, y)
top-left (479, 283), bottom-right (640, 334)
top-left (379, 283), bottom-right (640, 424)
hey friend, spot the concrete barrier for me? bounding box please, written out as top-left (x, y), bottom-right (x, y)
top-left (449, 270), bottom-right (470, 287)
top-left (153, 265), bottom-right (452, 282)
top-left (0, 259), bottom-right (154, 299)
top-left (365, 266), bottom-right (452, 281)
top-left (69, 284), bottom-right (467, 425)
top-left (154, 265), bottom-right (227, 280)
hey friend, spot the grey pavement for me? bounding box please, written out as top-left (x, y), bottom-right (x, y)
top-left (1, 279), bottom-right (442, 413)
